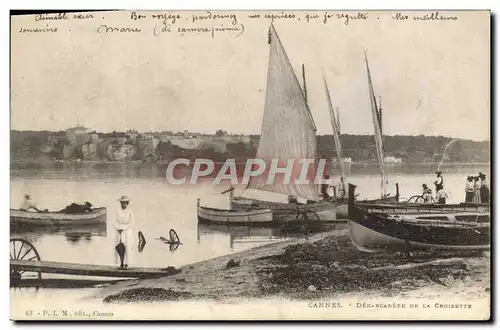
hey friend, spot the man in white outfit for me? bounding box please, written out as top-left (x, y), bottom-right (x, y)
top-left (115, 196), bottom-right (134, 269)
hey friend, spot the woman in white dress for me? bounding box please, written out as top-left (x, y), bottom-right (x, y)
top-left (472, 177), bottom-right (481, 204)
top-left (114, 196), bottom-right (135, 269)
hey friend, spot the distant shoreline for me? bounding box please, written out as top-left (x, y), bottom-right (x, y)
top-left (10, 159), bottom-right (492, 167)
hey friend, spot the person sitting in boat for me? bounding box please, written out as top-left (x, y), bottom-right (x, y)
top-left (435, 189), bottom-right (448, 204)
top-left (465, 176), bottom-right (475, 203)
top-left (58, 202), bottom-right (93, 214)
top-left (19, 194), bottom-right (41, 212)
top-left (422, 184), bottom-right (433, 204)
top-left (473, 176), bottom-right (481, 204)
top-left (288, 195), bottom-right (298, 204)
top-left (434, 171), bottom-right (444, 192)
top-left (337, 177), bottom-right (346, 199)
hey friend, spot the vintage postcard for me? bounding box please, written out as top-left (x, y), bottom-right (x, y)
top-left (10, 9), bottom-right (490, 321)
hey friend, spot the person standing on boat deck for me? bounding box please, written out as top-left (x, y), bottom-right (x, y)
top-left (472, 176), bottom-right (481, 204)
top-left (479, 172), bottom-right (490, 203)
top-left (19, 194), bottom-right (41, 212)
top-left (434, 171), bottom-right (444, 192)
top-left (114, 196), bottom-right (135, 269)
top-left (337, 177), bottom-right (346, 199)
top-left (465, 176), bottom-right (475, 203)
top-left (422, 184), bottom-right (433, 204)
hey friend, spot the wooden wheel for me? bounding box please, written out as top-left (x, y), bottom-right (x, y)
top-left (169, 229), bottom-right (180, 244)
top-left (10, 238), bottom-right (42, 281)
top-left (407, 195), bottom-right (424, 204)
top-left (168, 229), bottom-right (181, 252)
top-left (297, 210), bottom-right (320, 222)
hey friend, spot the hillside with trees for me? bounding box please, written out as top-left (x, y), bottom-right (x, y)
top-left (10, 130), bottom-right (490, 164)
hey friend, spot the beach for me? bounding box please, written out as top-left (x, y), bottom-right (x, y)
top-left (92, 230), bottom-right (490, 304)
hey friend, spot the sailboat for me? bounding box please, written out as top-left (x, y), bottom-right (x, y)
top-left (229, 24), bottom-right (340, 223)
top-left (347, 53), bottom-right (490, 252)
top-left (322, 71), bottom-right (397, 218)
top-left (358, 51), bottom-right (400, 203)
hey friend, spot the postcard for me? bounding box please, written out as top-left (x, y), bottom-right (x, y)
top-left (10, 9), bottom-right (490, 321)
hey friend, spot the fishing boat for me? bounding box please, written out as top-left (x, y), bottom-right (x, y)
top-left (347, 183), bottom-right (490, 252)
top-left (353, 52), bottom-right (401, 206)
top-left (323, 75), bottom-right (401, 217)
top-left (10, 207), bottom-right (107, 227)
top-left (229, 24), bottom-right (340, 224)
top-left (198, 24), bottom-right (329, 225)
top-left (197, 198), bottom-right (273, 225)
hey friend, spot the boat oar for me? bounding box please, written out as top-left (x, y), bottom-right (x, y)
top-left (220, 187), bottom-right (235, 195)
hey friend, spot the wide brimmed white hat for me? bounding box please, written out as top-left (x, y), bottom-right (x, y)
top-left (118, 196), bottom-right (131, 203)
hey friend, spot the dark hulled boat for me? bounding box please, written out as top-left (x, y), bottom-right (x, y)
top-left (347, 184), bottom-right (490, 252)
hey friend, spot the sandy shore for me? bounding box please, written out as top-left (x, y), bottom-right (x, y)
top-left (91, 229), bottom-right (490, 304)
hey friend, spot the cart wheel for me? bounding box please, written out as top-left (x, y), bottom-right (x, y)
top-left (408, 195), bottom-right (424, 204)
top-left (168, 229), bottom-right (181, 252)
top-left (297, 210), bottom-right (320, 222)
top-left (169, 229), bottom-right (180, 244)
top-left (10, 238), bottom-right (42, 281)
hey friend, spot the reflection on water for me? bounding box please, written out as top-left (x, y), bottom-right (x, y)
top-left (9, 164), bottom-right (490, 300)
top-left (197, 223), bottom-right (343, 251)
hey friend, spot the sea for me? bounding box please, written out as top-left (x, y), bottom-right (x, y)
top-left (9, 162), bottom-right (490, 305)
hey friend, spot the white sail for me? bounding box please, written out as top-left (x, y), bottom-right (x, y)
top-left (364, 52), bottom-right (388, 198)
top-left (323, 77), bottom-right (345, 179)
top-left (247, 24), bottom-right (319, 202)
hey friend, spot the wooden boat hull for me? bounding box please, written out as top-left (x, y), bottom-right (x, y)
top-left (231, 197), bottom-right (341, 222)
top-left (230, 195), bottom-right (401, 222)
top-left (197, 204), bottom-right (273, 225)
top-left (348, 219), bottom-right (490, 252)
top-left (347, 184), bottom-right (490, 252)
top-left (10, 207), bottom-right (107, 226)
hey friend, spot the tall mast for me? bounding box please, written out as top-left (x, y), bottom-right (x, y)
top-left (323, 77), bottom-right (345, 180)
top-left (364, 51), bottom-right (387, 198)
top-left (378, 96), bottom-right (385, 153)
top-left (302, 63), bottom-right (308, 105)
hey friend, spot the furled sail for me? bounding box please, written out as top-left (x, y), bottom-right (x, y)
top-left (323, 77), bottom-right (345, 179)
top-left (364, 51), bottom-right (388, 197)
top-left (247, 24), bottom-right (319, 202)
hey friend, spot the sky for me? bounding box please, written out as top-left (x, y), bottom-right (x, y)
top-left (10, 10), bottom-right (490, 141)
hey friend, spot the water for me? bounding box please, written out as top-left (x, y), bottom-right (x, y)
top-left (9, 163), bottom-right (490, 304)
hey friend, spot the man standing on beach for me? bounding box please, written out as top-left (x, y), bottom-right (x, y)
top-left (114, 196), bottom-right (135, 269)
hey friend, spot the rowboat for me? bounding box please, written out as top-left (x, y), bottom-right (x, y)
top-left (231, 182), bottom-right (400, 221)
top-left (10, 207), bottom-right (107, 226)
top-left (347, 184), bottom-right (490, 252)
top-left (197, 199), bottom-right (273, 225)
top-left (230, 197), bottom-right (338, 222)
